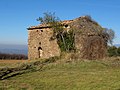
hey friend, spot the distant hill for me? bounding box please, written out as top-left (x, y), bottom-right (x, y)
top-left (0, 44), bottom-right (28, 55)
top-left (114, 44), bottom-right (120, 47)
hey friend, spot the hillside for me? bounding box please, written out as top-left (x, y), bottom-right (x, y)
top-left (0, 44), bottom-right (28, 55)
top-left (0, 57), bottom-right (120, 90)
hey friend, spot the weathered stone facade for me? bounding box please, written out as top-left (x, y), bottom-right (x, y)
top-left (28, 16), bottom-right (107, 60)
top-left (28, 26), bottom-right (60, 60)
top-left (72, 16), bottom-right (107, 59)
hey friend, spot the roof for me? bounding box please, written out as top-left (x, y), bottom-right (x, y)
top-left (27, 16), bottom-right (102, 35)
top-left (27, 19), bottom-right (74, 30)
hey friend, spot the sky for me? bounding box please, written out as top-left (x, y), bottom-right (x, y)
top-left (0, 0), bottom-right (120, 45)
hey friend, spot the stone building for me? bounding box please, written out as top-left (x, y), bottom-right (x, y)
top-left (27, 24), bottom-right (60, 60)
top-left (28, 16), bottom-right (107, 60)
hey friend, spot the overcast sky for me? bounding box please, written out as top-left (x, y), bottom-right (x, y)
top-left (0, 0), bottom-right (120, 45)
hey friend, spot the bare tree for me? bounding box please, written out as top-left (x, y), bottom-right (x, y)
top-left (101, 28), bottom-right (115, 45)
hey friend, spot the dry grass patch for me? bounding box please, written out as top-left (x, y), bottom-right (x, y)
top-left (0, 57), bottom-right (120, 90)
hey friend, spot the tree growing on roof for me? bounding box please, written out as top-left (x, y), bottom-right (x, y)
top-left (37, 12), bottom-right (75, 52)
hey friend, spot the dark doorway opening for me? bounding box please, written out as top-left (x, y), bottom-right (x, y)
top-left (38, 47), bottom-right (43, 58)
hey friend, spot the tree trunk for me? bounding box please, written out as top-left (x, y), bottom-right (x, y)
top-left (61, 34), bottom-right (67, 51)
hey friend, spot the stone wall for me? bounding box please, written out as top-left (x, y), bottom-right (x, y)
top-left (75, 34), bottom-right (107, 59)
top-left (73, 16), bottom-right (107, 59)
top-left (28, 28), bottom-right (60, 60)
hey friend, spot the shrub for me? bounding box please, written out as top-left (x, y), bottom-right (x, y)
top-left (107, 46), bottom-right (120, 57)
top-left (0, 53), bottom-right (28, 60)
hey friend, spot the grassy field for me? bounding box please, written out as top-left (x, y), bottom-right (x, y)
top-left (0, 57), bottom-right (120, 90)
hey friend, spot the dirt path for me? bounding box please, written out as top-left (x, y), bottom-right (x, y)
top-left (0, 60), bottom-right (30, 63)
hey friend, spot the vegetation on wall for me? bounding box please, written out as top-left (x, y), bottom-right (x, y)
top-left (37, 12), bottom-right (75, 52)
top-left (57, 30), bottom-right (75, 52)
top-left (71, 15), bottom-right (115, 45)
top-left (37, 12), bottom-right (115, 56)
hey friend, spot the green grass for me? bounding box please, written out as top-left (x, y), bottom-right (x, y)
top-left (0, 57), bottom-right (120, 90)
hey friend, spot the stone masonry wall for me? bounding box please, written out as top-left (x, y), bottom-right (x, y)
top-left (28, 28), bottom-right (60, 60)
top-left (75, 34), bottom-right (107, 59)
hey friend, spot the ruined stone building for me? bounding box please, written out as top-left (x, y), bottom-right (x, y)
top-left (28, 16), bottom-right (107, 60)
top-left (27, 24), bottom-right (60, 60)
